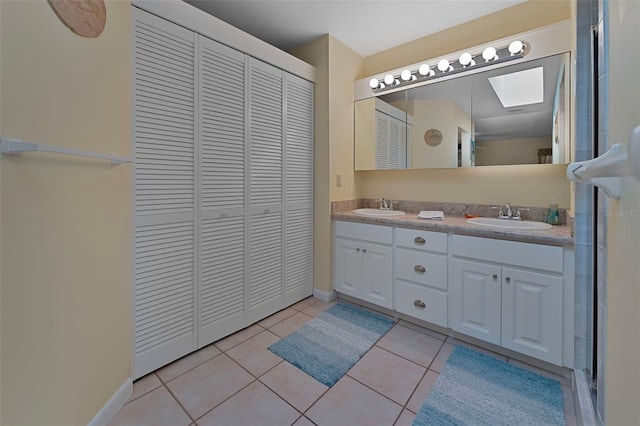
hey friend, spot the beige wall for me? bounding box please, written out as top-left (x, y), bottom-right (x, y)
top-left (0, 1), bottom-right (132, 425)
top-left (363, 0), bottom-right (571, 77)
top-left (604, 1), bottom-right (640, 424)
top-left (355, 0), bottom-right (571, 209)
top-left (356, 164), bottom-right (570, 209)
top-left (475, 137), bottom-right (552, 166)
top-left (291, 36), bottom-right (364, 293)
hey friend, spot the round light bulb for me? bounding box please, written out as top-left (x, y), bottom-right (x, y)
top-left (369, 78), bottom-right (379, 89)
top-left (418, 64), bottom-right (430, 76)
top-left (482, 46), bottom-right (497, 61)
top-left (508, 40), bottom-right (524, 55)
top-left (383, 74), bottom-right (395, 85)
top-left (400, 70), bottom-right (412, 81)
top-left (437, 59), bottom-right (450, 72)
top-left (459, 52), bottom-right (473, 66)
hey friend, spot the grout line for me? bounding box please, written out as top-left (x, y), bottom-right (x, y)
top-left (159, 378), bottom-right (197, 424)
top-left (125, 373), bottom-right (163, 405)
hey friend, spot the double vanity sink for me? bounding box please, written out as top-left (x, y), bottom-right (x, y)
top-left (352, 208), bottom-right (553, 231)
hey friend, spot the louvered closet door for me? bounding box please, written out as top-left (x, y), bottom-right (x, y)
top-left (197, 36), bottom-right (246, 347)
top-left (247, 58), bottom-right (284, 323)
top-left (375, 111), bottom-right (390, 169)
top-left (284, 73), bottom-right (314, 306)
top-left (132, 9), bottom-right (196, 379)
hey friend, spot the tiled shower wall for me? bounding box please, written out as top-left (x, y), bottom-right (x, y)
top-left (573, 0), bottom-right (598, 373)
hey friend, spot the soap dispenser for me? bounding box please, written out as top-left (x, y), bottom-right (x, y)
top-left (546, 198), bottom-right (560, 225)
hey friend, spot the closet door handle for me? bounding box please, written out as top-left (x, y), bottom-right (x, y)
top-left (414, 237), bottom-right (426, 245)
top-left (414, 265), bottom-right (426, 273)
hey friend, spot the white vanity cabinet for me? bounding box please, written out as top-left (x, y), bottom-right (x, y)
top-left (394, 228), bottom-right (448, 327)
top-left (451, 235), bottom-right (565, 365)
top-left (334, 221), bottom-right (394, 309)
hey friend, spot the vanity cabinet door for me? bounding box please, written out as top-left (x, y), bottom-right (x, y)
top-left (451, 259), bottom-right (502, 345)
top-left (334, 237), bottom-right (362, 298)
top-left (361, 242), bottom-right (394, 309)
top-left (501, 267), bottom-right (563, 365)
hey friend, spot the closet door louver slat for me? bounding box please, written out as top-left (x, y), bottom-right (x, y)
top-left (197, 37), bottom-right (246, 346)
top-left (132, 9), bottom-right (196, 379)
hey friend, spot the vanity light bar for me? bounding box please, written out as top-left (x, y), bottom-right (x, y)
top-left (369, 40), bottom-right (530, 92)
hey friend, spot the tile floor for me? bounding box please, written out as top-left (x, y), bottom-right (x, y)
top-left (109, 297), bottom-right (578, 426)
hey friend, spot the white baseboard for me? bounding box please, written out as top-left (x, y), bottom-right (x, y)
top-left (313, 288), bottom-right (337, 302)
top-left (87, 377), bottom-right (133, 426)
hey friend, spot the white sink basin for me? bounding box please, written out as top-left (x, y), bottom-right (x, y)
top-left (466, 217), bottom-right (552, 230)
top-left (353, 208), bottom-right (405, 217)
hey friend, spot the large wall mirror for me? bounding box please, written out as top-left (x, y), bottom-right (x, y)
top-left (354, 52), bottom-right (571, 170)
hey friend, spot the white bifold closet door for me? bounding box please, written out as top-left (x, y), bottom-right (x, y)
top-left (132, 7), bottom-right (313, 379)
top-left (247, 58), bottom-right (284, 324)
top-left (197, 38), bottom-right (247, 347)
top-left (284, 74), bottom-right (314, 306)
top-left (132, 9), bottom-right (197, 379)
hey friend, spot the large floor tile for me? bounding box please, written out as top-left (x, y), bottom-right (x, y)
top-left (196, 381), bottom-right (299, 426)
top-left (260, 360), bottom-right (328, 412)
top-left (348, 346), bottom-right (425, 405)
top-left (108, 386), bottom-right (191, 426)
top-left (376, 324), bottom-right (444, 367)
top-left (394, 409), bottom-right (416, 426)
top-left (397, 320), bottom-right (447, 340)
top-left (214, 324), bottom-right (264, 352)
top-left (301, 300), bottom-right (337, 317)
top-left (269, 311), bottom-right (313, 338)
top-left (406, 370), bottom-right (439, 413)
top-left (156, 344), bottom-right (221, 383)
top-left (306, 376), bottom-right (402, 426)
top-left (259, 307), bottom-right (297, 328)
top-left (290, 296), bottom-right (319, 312)
top-left (226, 330), bottom-right (283, 376)
top-left (128, 373), bottom-right (162, 403)
top-left (430, 342), bottom-right (455, 373)
top-left (166, 354), bottom-right (254, 419)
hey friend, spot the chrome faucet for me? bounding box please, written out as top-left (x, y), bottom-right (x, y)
top-left (376, 197), bottom-right (393, 210)
top-left (492, 202), bottom-right (526, 220)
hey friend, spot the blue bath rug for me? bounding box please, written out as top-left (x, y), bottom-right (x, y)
top-left (413, 345), bottom-right (565, 426)
top-left (268, 302), bottom-right (395, 387)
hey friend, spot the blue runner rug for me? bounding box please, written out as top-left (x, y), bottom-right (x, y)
top-left (268, 302), bottom-right (395, 387)
top-left (413, 345), bottom-right (566, 426)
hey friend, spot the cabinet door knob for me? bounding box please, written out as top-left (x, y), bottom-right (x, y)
top-left (414, 300), bottom-right (426, 308)
top-left (414, 237), bottom-right (426, 245)
top-left (356, 248), bottom-right (360, 252)
top-left (362, 249), bottom-right (367, 253)
top-left (505, 277), bottom-right (511, 284)
top-left (414, 265), bottom-right (426, 273)
top-left (492, 274), bottom-right (498, 280)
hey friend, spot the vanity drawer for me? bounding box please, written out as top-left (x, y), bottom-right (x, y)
top-left (395, 281), bottom-right (447, 327)
top-left (395, 228), bottom-right (447, 253)
top-left (395, 248), bottom-right (447, 290)
top-left (335, 220), bottom-right (393, 244)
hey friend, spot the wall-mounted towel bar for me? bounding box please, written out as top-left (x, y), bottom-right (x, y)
top-left (567, 125), bottom-right (640, 198)
top-left (0, 137), bottom-right (131, 166)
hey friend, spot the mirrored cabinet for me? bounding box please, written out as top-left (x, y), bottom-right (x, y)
top-left (354, 52), bottom-right (570, 170)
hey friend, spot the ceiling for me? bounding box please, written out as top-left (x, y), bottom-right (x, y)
top-left (184, 0), bottom-right (526, 57)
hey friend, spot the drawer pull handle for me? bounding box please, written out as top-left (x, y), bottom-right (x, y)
top-left (414, 300), bottom-right (426, 308)
top-left (414, 237), bottom-right (426, 245)
top-left (414, 265), bottom-right (426, 273)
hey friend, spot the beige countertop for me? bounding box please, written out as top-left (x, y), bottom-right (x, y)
top-left (332, 210), bottom-right (574, 246)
